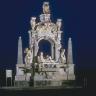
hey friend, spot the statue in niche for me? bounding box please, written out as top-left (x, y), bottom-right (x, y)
top-left (24, 48), bottom-right (32, 65)
top-left (46, 55), bottom-right (50, 62)
top-left (56, 19), bottom-right (62, 31)
top-left (43, 2), bottom-right (50, 14)
top-left (30, 17), bottom-right (36, 30)
top-left (37, 52), bottom-right (45, 63)
top-left (45, 55), bottom-right (54, 63)
top-left (60, 49), bottom-right (66, 64)
top-left (48, 56), bottom-right (55, 63)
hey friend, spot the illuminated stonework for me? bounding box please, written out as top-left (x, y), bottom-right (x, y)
top-left (15, 2), bottom-right (75, 87)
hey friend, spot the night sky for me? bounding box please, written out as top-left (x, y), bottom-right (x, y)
top-left (0, 0), bottom-right (95, 71)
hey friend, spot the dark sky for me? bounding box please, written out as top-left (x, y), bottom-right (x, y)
top-left (0, 0), bottom-right (95, 70)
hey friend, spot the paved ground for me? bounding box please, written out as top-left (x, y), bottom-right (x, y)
top-left (0, 86), bottom-right (82, 90)
top-left (0, 86), bottom-right (88, 96)
top-left (0, 87), bottom-right (85, 96)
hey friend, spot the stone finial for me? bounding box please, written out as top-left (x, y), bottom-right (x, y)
top-left (56, 19), bottom-right (62, 31)
top-left (30, 17), bottom-right (36, 30)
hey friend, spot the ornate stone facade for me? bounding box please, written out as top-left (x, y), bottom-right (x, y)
top-left (15, 2), bottom-right (75, 87)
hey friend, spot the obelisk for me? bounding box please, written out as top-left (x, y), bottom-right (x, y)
top-left (17, 36), bottom-right (23, 64)
top-left (15, 36), bottom-right (25, 86)
top-left (67, 37), bottom-right (73, 64)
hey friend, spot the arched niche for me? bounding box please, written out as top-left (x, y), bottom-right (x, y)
top-left (38, 39), bottom-right (51, 57)
top-left (37, 37), bottom-right (55, 59)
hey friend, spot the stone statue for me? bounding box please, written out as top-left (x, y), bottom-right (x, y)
top-left (30, 17), bottom-right (36, 30)
top-left (24, 48), bottom-right (32, 65)
top-left (51, 24), bottom-right (58, 32)
top-left (56, 19), bottom-right (62, 31)
top-left (46, 55), bottom-right (50, 62)
top-left (43, 2), bottom-right (50, 14)
top-left (45, 55), bottom-right (54, 63)
top-left (48, 56), bottom-right (54, 63)
top-left (37, 52), bottom-right (45, 63)
top-left (60, 49), bottom-right (66, 64)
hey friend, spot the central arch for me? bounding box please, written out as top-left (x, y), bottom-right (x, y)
top-left (37, 37), bottom-right (55, 59)
top-left (38, 39), bottom-right (51, 57)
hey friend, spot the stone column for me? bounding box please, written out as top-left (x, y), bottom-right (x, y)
top-left (28, 31), bottom-right (32, 49)
top-left (34, 42), bottom-right (39, 56)
top-left (51, 44), bottom-right (54, 59)
top-left (33, 45), bottom-right (35, 58)
top-left (55, 44), bottom-right (59, 61)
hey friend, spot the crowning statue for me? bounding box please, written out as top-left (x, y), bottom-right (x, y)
top-left (43, 2), bottom-right (50, 14)
top-left (48, 56), bottom-right (55, 63)
top-left (15, 2), bottom-right (75, 87)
